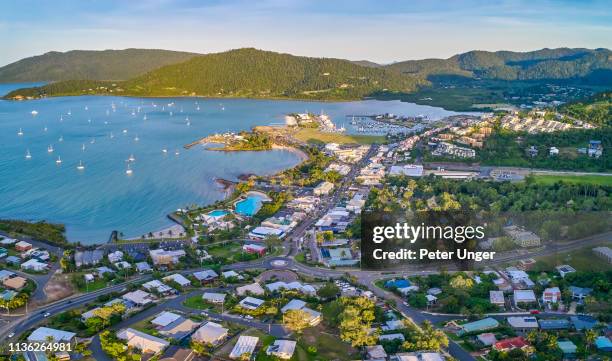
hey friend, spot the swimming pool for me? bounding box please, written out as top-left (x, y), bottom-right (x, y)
top-left (208, 210), bottom-right (229, 218)
top-left (235, 194), bottom-right (267, 216)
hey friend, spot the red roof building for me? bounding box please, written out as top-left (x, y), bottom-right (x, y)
top-left (493, 337), bottom-right (530, 353)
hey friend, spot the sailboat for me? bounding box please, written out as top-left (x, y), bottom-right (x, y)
top-left (48, 145), bottom-right (54, 153)
top-left (60, 115), bottom-right (63, 122)
top-left (174, 149), bottom-right (180, 156)
top-left (162, 147), bottom-right (168, 154)
top-left (128, 154), bottom-right (136, 162)
top-left (85, 106), bottom-right (88, 111)
top-left (56, 156), bottom-right (62, 165)
top-left (82, 144), bottom-right (86, 151)
top-left (17, 128), bottom-right (23, 136)
top-left (77, 161), bottom-right (85, 170)
top-left (110, 132), bottom-right (115, 139)
top-left (67, 110), bottom-right (72, 116)
top-left (196, 105), bottom-right (200, 111)
top-left (125, 164), bottom-right (133, 175)
top-left (58, 135), bottom-right (64, 142)
top-left (90, 138), bottom-right (96, 144)
top-left (169, 111), bottom-right (173, 116)
top-left (43, 126), bottom-right (48, 132)
top-left (122, 129), bottom-right (128, 134)
top-left (186, 117), bottom-right (191, 126)
top-left (25, 149), bottom-right (32, 159)
top-left (134, 135), bottom-right (140, 142)
top-left (31, 110), bottom-right (38, 116)
top-left (143, 114), bottom-right (147, 121)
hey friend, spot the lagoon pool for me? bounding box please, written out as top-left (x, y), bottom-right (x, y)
top-left (208, 210), bottom-right (229, 217)
top-left (235, 194), bottom-right (267, 216)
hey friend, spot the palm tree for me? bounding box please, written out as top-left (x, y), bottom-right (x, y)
top-left (585, 329), bottom-right (597, 351)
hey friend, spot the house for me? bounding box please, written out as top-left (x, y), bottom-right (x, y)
top-left (3, 276), bottom-right (27, 290)
top-left (143, 280), bottom-right (175, 295)
top-left (117, 328), bottom-right (169, 354)
top-left (385, 279), bottom-right (411, 289)
top-left (458, 318), bottom-right (499, 335)
top-left (151, 312), bottom-right (182, 327)
top-left (493, 337), bottom-right (530, 353)
top-left (426, 294), bottom-right (437, 305)
top-left (489, 291), bottom-right (505, 306)
top-left (249, 227), bottom-right (285, 240)
top-left (504, 226), bottom-right (540, 248)
top-left (570, 315), bottom-right (598, 330)
top-left (114, 261), bottom-right (131, 270)
top-left (313, 181), bottom-right (334, 196)
top-left (222, 270), bottom-right (243, 279)
top-left (5, 255), bottom-right (20, 266)
top-left (192, 269), bottom-right (219, 284)
top-left (243, 244), bottom-right (266, 256)
top-left (280, 299), bottom-right (321, 326)
top-left (266, 281), bottom-right (316, 295)
top-left (557, 340), bottom-right (577, 358)
top-left (266, 340), bottom-right (297, 359)
top-left (236, 282), bottom-right (265, 296)
top-left (542, 287), bottom-right (561, 304)
top-left (164, 274), bottom-right (192, 288)
top-left (539, 319), bottom-right (570, 330)
top-left (427, 287), bottom-right (442, 296)
top-left (108, 250), bottom-right (124, 263)
top-left (365, 345), bottom-right (387, 360)
top-left (595, 336), bottom-right (612, 352)
top-left (394, 352), bottom-right (444, 361)
top-left (158, 317), bottom-right (199, 340)
top-left (15, 241), bottom-right (32, 252)
top-left (84, 273), bottom-right (95, 282)
top-left (74, 250), bottom-right (104, 268)
top-left (160, 346), bottom-right (195, 361)
top-left (593, 246), bottom-right (612, 263)
top-left (202, 292), bottom-right (226, 304)
top-left (569, 286), bottom-right (592, 301)
top-left (555, 264), bottom-right (576, 278)
top-left (229, 336), bottom-right (259, 359)
top-left (239, 296), bottom-right (265, 310)
top-left (28, 327), bottom-right (76, 343)
top-left (192, 322), bottom-right (228, 345)
top-left (150, 249), bottom-right (186, 266)
top-left (96, 266), bottom-right (115, 276)
top-left (382, 320), bottom-right (406, 331)
top-left (0, 269), bottom-right (15, 281)
top-left (514, 290), bottom-right (537, 306)
top-left (0, 290), bottom-right (17, 301)
top-left (477, 333), bottom-right (497, 346)
top-left (135, 262), bottom-right (152, 273)
top-left (507, 316), bottom-right (539, 332)
top-left (21, 259), bottom-right (48, 272)
top-left (122, 290), bottom-right (155, 306)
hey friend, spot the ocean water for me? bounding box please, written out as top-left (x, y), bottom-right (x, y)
top-left (0, 84), bottom-right (468, 244)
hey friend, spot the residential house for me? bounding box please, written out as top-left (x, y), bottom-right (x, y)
top-left (236, 282), bottom-right (265, 296)
top-left (313, 181), bottom-right (334, 196)
top-left (458, 318), bottom-right (500, 335)
top-left (504, 226), bottom-right (540, 248)
top-left (593, 246), bottom-right (612, 264)
top-left (365, 345), bottom-right (387, 360)
top-left (28, 327), bottom-right (76, 343)
top-left (569, 286), bottom-right (592, 301)
top-left (202, 292), bottom-right (226, 304)
top-left (556, 264), bottom-right (576, 278)
top-left (108, 250), bottom-right (124, 263)
top-left (513, 290), bottom-right (537, 307)
top-left (595, 337), bottom-right (612, 352)
top-left (477, 333), bottom-right (497, 346)
top-left (160, 346), bottom-right (195, 361)
top-left (493, 337), bottom-right (530, 353)
top-left (122, 290), bottom-right (155, 306)
top-left (3, 276), bottom-right (27, 290)
top-left (542, 287), bottom-right (561, 304)
top-left (192, 269), bottom-right (219, 284)
top-left (136, 262), bottom-right (153, 273)
top-left (229, 336), bottom-right (259, 359)
top-left (15, 241), bottom-right (32, 252)
top-left (74, 250), bottom-right (104, 268)
top-left (379, 333), bottom-right (405, 342)
top-left (117, 328), bottom-right (169, 354)
top-left (142, 280), bottom-right (175, 296)
top-left (164, 274), bottom-right (192, 288)
top-left (151, 312), bottom-right (182, 327)
top-left (266, 340), bottom-right (297, 359)
top-left (266, 281), bottom-right (316, 295)
top-left (489, 291), bottom-right (505, 307)
top-left (243, 243), bottom-right (267, 255)
top-left (21, 259), bottom-right (48, 272)
top-left (507, 317), bottom-right (539, 332)
top-left (570, 315), bottom-right (598, 331)
top-left (280, 299), bottom-right (321, 326)
top-left (557, 340), bottom-right (577, 358)
top-left (192, 321), bottom-right (228, 345)
top-left (539, 319), bottom-right (570, 331)
top-left (150, 249), bottom-right (186, 266)
top-left (239, 296), bottom-right (265, 310)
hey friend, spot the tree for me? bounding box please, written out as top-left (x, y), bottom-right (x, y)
top-left (283, 309), bottom-right (311, 333)
top-left (402, 320), bottom-right (448, 352)
top-left (317, 283), bottom-right (340, 300)
top-left (339, 297), bottom-right (378, 347)
top-left (322, 300), bottom-right (344, 327)
top-left (449, 275), bottom-right (474, 289)
top-left (585, 329), bottom-right (597, 350)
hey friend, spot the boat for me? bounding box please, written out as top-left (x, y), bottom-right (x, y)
top-left (56, 156), bottom-right (62, 164)
top-left (110, 132), bottom-right (114, 139)
top-left (58, 135), bottom-right (64, 142)
top-left (48, 145), bottom-right (54, 153)
top-left (60, 115), bottom-right (63, 122)
top-left (128, 154), bottom-right (136, 162)
top-left (143, 114), bottom-right (147, 120)
top-left (31, 110), bottom-right (38, 116)
top-left (175, 149), bottom-right (180, 156)
top-left (85, 106), bottom-right (88, 111)
top-left (67, 110), bottom-right (72, 116)
top-left (186, 117), bottom-right (191, 126)
top-left (169, 111), bottom-right (173, 116)
top-left (17, 128), bottom-right (23, 136)
top-left (77, 161), bottom-right (85, 170)
top-left (88, 119), bottom-right (92, 124)
top-left (25, 149), bottom-right (32, 159)
top-left (82, 144), bottom-right (86, 151)
top-left (125, 164), bottom-right (133, 175)
top-left (162, 148), bottom-right (168, 154)
top-left (134, 135), bottom-right (140, 141)
top-left (196, 106), bottom-right (200, 111)
top-left (122, 129), bottom-right (128, 134)
top-left (90, 138), bottom-right (95, 144)
top-left (43, 126), bottom-right (48, 132)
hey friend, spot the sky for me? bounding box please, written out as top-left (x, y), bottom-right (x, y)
top-left (1, 0), bottom-right (611, 66)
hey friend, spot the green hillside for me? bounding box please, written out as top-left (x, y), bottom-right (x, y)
top-left (387, 48), bottom-right (612, 82)
top-left (5, 48), bottom-right (422, 100)
top-left (0, 48), bottom-right (199, 82)
top-left (561, 91), bottom-right (612, 127)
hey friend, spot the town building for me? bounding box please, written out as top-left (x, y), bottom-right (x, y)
top-left (229, 336), bottom-right (259, 359)
top-left (266, 340), bottom-right (297, 359)
top-left (507, 316), bottom-right (539, 332)
top-left (117, 328), bottom-right (169, 354)
top-left (192, 322), bottom-right (228, 345)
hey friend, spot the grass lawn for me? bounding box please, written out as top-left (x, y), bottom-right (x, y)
top-left (206, 242), bottom-right (242, 258)
top-left (532, 174), bottom-right (612, 186)
top-left (294, 128), bottom-right (386, 145)
top-left (131, 316), bottom-right (162, 337)
top-left (183, 295), bottom-right (213, 310)
top-left (533, 242), bottom-right (612, 272)
top-left (295, 327), bottom-right (359, 361)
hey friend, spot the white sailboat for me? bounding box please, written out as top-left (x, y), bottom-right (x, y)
top-left (122, 129), bottom-right (128, 134)
top-left (82, 144), bottom-right (86, 151)
top-left (90, 138), bottom-right (96, 144)
top-left (17, 128), bottom-right (24, 136)
top-left (31, 110), bottom-right (38, 116)
top-left (110, 132), bottom-right (114, 139)
top-left (125, 164), bottom-right (133, 175)
top-left (25, 149), bottom-right (32, 159)
top-left (162, 147), bottom-right (168, 154)
top-left (48, 145), bottom-right (54, 153)
top-left (175, 149), bottom-right (180, 156)
top-left (143, 114), bottom-right (147, 121)
top-left (58, 135), bottom-right (64, 142)
top-left (186, 117), bottom-right (191, 126)
top-left (56, 156), bottom-right (62, 165)
top-left (128, 154), bottom-right (136, 162)
top-left (85, 106), bottom-right (88, 111)
top-left (43, 126), bottom-right (48, 132)
top-left (77, 161), bottom-right (85, 170)
top-left (67, 110), bottom-right (72, 116)
top-left (134, 135), bottom-right (140, 142)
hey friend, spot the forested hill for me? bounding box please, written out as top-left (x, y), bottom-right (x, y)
top-left (386, 48), bottom-right (612, 83)
top-left (5, 48), bottom-right (422, 100)
top-left (561, 91), bottom-right (612, 127)
top-left (0, 49), bottom-right (199, 82)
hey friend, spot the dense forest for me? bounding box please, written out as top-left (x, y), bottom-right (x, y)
top-left (0, 49), bottom-right (198, 82)
top-left (5, 48), bottom-right (422, 101)
top-left (560, 91), bottom-right (612, 127)
top-left (387, 48), bottom-right (612, 83)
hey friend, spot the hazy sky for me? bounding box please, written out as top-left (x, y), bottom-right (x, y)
top-left (1, 0), bottom-right (611, 66)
